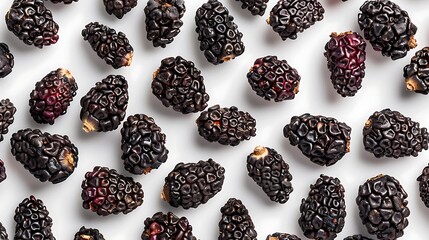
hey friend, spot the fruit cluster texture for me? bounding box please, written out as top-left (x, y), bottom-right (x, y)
top-left (266, 232), bottom-right (301, 240)
top-left (74, 226), bottom-right (105, 240)
top-left (0, 160), bottom-right (6, 183)
top-left (403, 47), bottom-right (429, 94)
top-left (417, 164), bottom-right (429, 208)
top-left (0, 222), bottom-right (7, 240)
top-left (141, 212), bottom-right (197, 240)
top-left (10, 128), bottom-right (79, 184)
top-left (103, 0), bottom-right (137, 19)
top-left (219, 198), bottom-right (257, 240)
top-left (0, 43), bottom-right (14, 78)
top-left (0, 98), bottom-right (16, 142)
top-left (235, 0), bottom-right (269, 16)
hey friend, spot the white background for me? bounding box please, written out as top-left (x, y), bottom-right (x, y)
top-left (0, 0), bottom-right (429, 239)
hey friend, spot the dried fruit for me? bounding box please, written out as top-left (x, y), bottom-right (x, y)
top-left (196, 105), bottom-right (256, 146)
top-left (162, 159), bottom-right (225, 209)
top-left (145, 0), bottom-right (185, 48)
top-left (219, 198), bottom-right (257, 240)
top-left (121, 114), bottom-right (168, 175)
top-left (234, 0), bottom-right (269, 16)
top-left (29, 68), bottom-right (77, 125)
top-left (152, 56), bottom-right (209, 114)
top-left (324, 31), bottom-right (366, 97)
top-left (417, 164), bottom-right (429, 208)
top-left (247, 55), bottom-right (300, 102)
top-left (0, 98), bottom-right (16, 142)
top-left (10, 128), bottom-right (78, 184)
top-left (0, 160), bottom-right (6, 183)
top-left (195, 0), bottom-right (245, 65)
top-left (103, 0), bottom-right (137, 19)
top-left (0, 43), bottom-right (14, 78)
top-left (403, 47), bottom-right (429, 94)
top-left (268, 0), bottom-right (325, 40)
top-left (5, 0), bottom-right (59, 48)
top-left (141, 212), bottom-right (197, 240)
top-left (247, 146), bottom-right (293, 203)
top-left (82, 22), bottom-right (133, 69)
top-left (356, 174), bottom-right (410, 239)
top-left (81, 166), bottom-right (144, 216)
top-left (358, 0), bottom-right (417, 60)
top-left (80, 75), bottom-right (128, 133)
top-left (0, 222), bottom-right (8, 240)
top-left (283, 113), bottom-right (351, 166)
top-left (298, 174), bottom-right (346, 240)
top-left (14, 196), bottom-right (55, 240)
top-left (49, 0), bottom-right (78, 3)
top-left (363, 109), bottom-right (428, 158)
top-left (74, 226), bottom-right (105, 240)
top-left (266, 233), bottom-right (301, 240)
top-left (343, 235), bottom-right (373, 240)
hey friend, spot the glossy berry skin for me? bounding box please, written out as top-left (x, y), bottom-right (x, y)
top-left (141, 212), bottom-right (197, 240)
top-left (0, 43), bottom-right (14, 78)
top-left (0, 160), bottom-right (6, 183)
top-left (74, 226), bottom-right (105, 240)
top-left (219, 198), bottom-right (257, 240)
top-left (417, 164), bottom-right (429, 208)
top-left (324, 31), bottom-right (366, 97)
top-left (0, 98), bottom-right (16, 142)
top-left (266, 233), bottom-right (301, 240)
top-left (234, 0), bottom-right (269, 16)
top-left (103, 0), bottom-right (137, 19)
top-left (403, 47), bottom-right (429, 94)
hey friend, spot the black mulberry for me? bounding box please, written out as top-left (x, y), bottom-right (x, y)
top-left (0, 160), bottom-right (6, 183)
top-left (0, 222), bottom-right (7, 240)
top-left (417, 164), bottom-right (429, 208)
top-left (358, 0), bottom-right (417, 60)
top-left (0, 43), bottom-right (14, 78)
top-left (363, 109), bottom-right (428, 158)
top-left (403, 47), bottom-right (429, 94)
top-left (283, 113), bottom-right (351, 166)
top-left (196, 105), bottom-right (256, 146)
top-left (266, 233), bottom-right (301, 240)
top-left (343, 235), bottom-right (373, 240)
top-left (268, 0), bottom-right (325, 40)
top-left (0, 99), bottom-right (16, 142)
top-left (152, 56), bottom-right (209, 114)
top-left (356, 174), bottom-right (410, 239)
top-left (80, 75), bottom-right (128, 133)
top-left (10, 128), bottom-right (78, 184)
top-left (145, 0), bottom-right (185, 48)
top-left (14, 196), bottom-right (55, 240)
top-left (81, 166), bottom-right (144, 216)
top-left (141, 212), bottom-right (197, 240)
top-left (324, 31), bottom-right (366, 97)
top-left (195, 0), bottom-right (245, 65)
top-left (82, 22), bottom-right (133, 69)
top-left (234, 0), bottom-right (269, 16)
top-left (103, 0), bottom-right (137, 19)
top-left (162, 159), bottom-right (225, 209)
top-left (219, 198), bottom-right (257, 240)
top-left (298, 174), bottom-right (346, 240)
top-left (121, 114), bottom-right (168, 175)
top-left (247, 146), bottom-right (293, 203)
top-left (49, 0), bottom-right (78, 3)
top-left (74, 227), bottom-right (105, 240)
top-left (5, 0), bottom-right (59, 48)
top-left (247, 55), bottom-right (300, 102)
top-left (29, 68), bottom-right (78, 125)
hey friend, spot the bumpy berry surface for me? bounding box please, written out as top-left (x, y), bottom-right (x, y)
top-left (5, 0), bottom-right (59, 48)
top-left (284, 113), bottom-right (351, 166)
top-left (152, 56), bottom-right (209, 113)
top-left (356, 174), bottom-right (410, 240)
top-left (235, 0), bottom-right (268, 16)
top-left (14, 196), bottom-right (55, 240)
top-left (0, 160), bottom-right (6, 183)
top-left (103, 0), bottom-right (137, 19)
top-left (298, 175), bottom-right (346, 240)
top-left (0, 43), bottom-right (14, 78)
top-left (145, 0), bottom-right (185, 48)
top-left (219, 198), bottom-right (257, 240)
top-left (247, 55), bottom-right (300, 102)
top-left (74, 226), bottom-right (105, 240)
top-left (247, 146), bottom-right (293, 203)
top-left (363, 108), bottom-right (428, 158)
top-left (268, 0), bottom-right (324, 40)
top-left (10, 128), bottom-right (79, 184)
top-left (49, 0), bottom-right (78, 3)
top-left (80, 75), bottom-right (128, 133)
top-left (121, 114), bottom-right (168, 174)
top-left (324, 31), bottom-right (366, 97)
top-left (81, 166), bottom-right (144, 216)
top-left (196, 105), bottom-right (256, 146)
top-left (0, 98), bottom-right (16, 142)
top-left (162, 159), bottom-right (225, 209)
top-left (266, 232), bottom-right (301, 240)
top-left (82, 22), bottom-right (133, 69)
top-left (343, 235), bottom-right (373, 240)
top-left (417, 164), bottom-right (429, 208)
top-left (195, 0), bottom-right (245, 65)
top-left (358, 0), bottom-right (417, 60)
top-left (141, 212), bottom-right (197, 240)
top-left (403, 47), bottom-right (429, 94)
top-left (29, 68), bottom-right (77, 125)
top-left (0, 222), bottom-right (7, 240)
